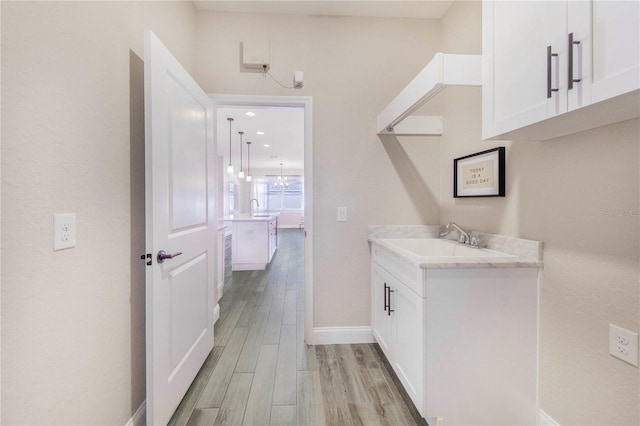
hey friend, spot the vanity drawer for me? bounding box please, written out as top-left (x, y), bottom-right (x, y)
top-left (372, 244), bottom-right (424, 297)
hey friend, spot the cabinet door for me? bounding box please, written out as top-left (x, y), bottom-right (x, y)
top-left (268, 219), bottom-right (276, 261)
top-left (483, 1), bottom-right (567, 138)
top-left (216, 228), bottom-right (225, 302)
top-left (567, 1), bottom-right (592, 111)
top-left (371, 265), bottom-right (393, 358)
top-left (590, 1), bottom-right (640, 103)
top-left (392, 283), bottom-right (425, 415)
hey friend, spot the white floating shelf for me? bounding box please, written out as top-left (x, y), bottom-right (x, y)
top-left (377, 52), bottom-right (482, 136)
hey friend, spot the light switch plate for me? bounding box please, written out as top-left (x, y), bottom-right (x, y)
top-left (337, 207), bottom-right (347, 222)
top-left (54, 213), bottom-right (76, 250)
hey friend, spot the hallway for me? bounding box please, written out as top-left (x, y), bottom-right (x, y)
top-left (169, 229), bottom-right (423, 425)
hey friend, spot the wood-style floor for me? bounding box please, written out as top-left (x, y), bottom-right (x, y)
top-left (169, 229), bottom-right (424, 426)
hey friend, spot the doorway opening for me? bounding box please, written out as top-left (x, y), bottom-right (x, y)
top-left (211, 94), bottom-right (313, 345)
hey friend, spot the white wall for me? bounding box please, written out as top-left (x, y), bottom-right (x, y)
top-left (1, 2), bottom-right (196, 423)
top-left (440, 2), bottom-right (639, 425)
top-left (195, 12), bottom-right (442, 327)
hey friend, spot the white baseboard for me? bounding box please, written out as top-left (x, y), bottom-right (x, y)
top-left (213, 304), bottom-right (220, 324)
top-left (126, 400), bottom-right (146, 426)
top-left (232, 263), bottom-right (267, 271)
top-left (279, 225), bottom-right (303, 229)
top-left (312, 326), bottom-right (374, 345)
top-left (539, 410), bottom-right (559, 426)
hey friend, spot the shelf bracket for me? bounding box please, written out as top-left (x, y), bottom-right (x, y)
top-left (377, 53), bottom-right (481, 136)
top-left (377, 116), bottom-right (443, 136)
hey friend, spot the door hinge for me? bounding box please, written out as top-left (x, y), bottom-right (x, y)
top-left (140, 253), bottom-right (152, 266)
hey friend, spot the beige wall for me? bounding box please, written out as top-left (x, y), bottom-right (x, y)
top-left (1, 1), bottom-right (196, 424)
top-left (440, 2), bottom-right (639, 425)
top-left (3, 2), bottom-right (637, 424)
top-left (195, 11), bottom-right (442, 328)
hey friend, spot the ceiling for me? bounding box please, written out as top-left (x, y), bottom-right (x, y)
top-left (217, 106), bottom-right (305, 171)
top-left (193, 1), bottom-right (454, 20)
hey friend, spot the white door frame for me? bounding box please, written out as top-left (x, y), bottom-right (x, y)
top-left (210, 94), bottom-right (314, 344)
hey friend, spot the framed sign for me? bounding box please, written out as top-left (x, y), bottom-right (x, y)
top-left (454, 147), bottom-right (505, 197)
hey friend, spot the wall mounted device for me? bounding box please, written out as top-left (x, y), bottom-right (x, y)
top-left (242, 38), bottom-right (270, 71)
top-left (294, 71), bottom-right (304, 89)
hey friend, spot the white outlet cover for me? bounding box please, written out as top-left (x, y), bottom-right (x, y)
top-left (609, 324), bottom-right (638, 367)
top-left (54, 213), bottom-right (76, 251)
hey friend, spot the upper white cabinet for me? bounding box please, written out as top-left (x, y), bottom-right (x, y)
top-left (483, 0), bottom-right (639, 141)
top-left (589, 2), bottom-right (640, 103)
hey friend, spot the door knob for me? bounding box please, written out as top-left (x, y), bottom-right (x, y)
top-left (157, 250), bottom-right (183, 264)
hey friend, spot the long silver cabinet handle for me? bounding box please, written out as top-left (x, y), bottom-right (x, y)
top-left (568, 33), bottom-right (581, 90)
top-left (384, 283), bottom-right (389, 311)
top-left (547, 46), bottom-right (559, 98)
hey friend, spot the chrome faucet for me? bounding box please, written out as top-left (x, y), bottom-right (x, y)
top-left (440, 222), bottom-right (478, 247)
top-left (249, 198), bottom-right (260, 215)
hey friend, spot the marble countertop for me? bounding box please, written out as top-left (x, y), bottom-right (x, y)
top-left (369, 225), bottom-right (543, 269)
top-left (223, 213), bottom-right (280, 222)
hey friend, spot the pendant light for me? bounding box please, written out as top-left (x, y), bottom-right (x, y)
top-left (238, 131), bottom-right (245, 179)
top-left (276, 163), bottom-right (288, 188)
top-left (226, 118), bottom-right (234, 174)
top-left (246, 141), bottom-right (252, 182)
top-left (276, 163), bottom-right (283, 185)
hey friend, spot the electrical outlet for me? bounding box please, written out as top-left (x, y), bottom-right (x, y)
top-left (54, 213), bottom-right (76, 251)
top-left (609, 324), bottom-right (638, 367)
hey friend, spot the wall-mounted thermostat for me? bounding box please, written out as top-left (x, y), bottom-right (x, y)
top-left (242, 38), bottom-right (270, 70)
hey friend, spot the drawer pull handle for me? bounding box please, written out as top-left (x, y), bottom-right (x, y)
top-left (387, 288), bottom-right (395, 316)
top-left (547, 46), bottom-right (559, 98)
top-left (384, 283), bottom-right (389, 311)
top-left (568, 33), bottom-right (582, 90)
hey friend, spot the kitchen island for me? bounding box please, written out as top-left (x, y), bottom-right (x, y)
top-left (224, 213), bottom-right (279, 271)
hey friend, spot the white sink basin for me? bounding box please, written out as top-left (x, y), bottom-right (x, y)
top-left (380, 238), bottom-right (515, 258)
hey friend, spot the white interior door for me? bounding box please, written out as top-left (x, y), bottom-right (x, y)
top-left (144, 30), bottom-right (216, 425)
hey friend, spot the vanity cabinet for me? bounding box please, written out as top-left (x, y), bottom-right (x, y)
top-left (372, 253), bottom-right (426, 415)
top-left (371, 242), bottom-right (540, 425)
top-left (372, 265), bottom-right (393, 355)
top-left (482, 0), bottom-right (639, 140)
